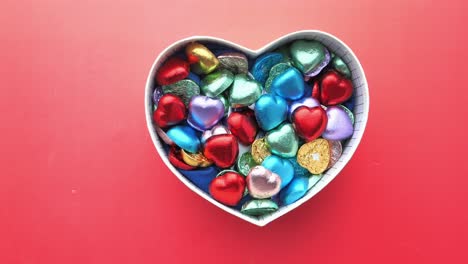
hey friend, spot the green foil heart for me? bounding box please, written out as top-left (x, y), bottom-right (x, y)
top-left (229, 74), bottom-right (262, 107)
top-left (162, 79), bottom-right (200, 106)
top-left (200, 69), bottom-right (234, 97)
top-left (290, 40), bottom-right (327, 74)
top-left (241, 199), bottom-right (278, 216)
top-left (237, 152), bottom-right (258, 176)
top-left (332, 56), bottom-right (351, 78)
top-left (266, 123), bottom-right (299, 158)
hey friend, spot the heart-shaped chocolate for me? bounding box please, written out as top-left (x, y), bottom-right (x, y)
top-left (254, 94), bottom-right (288, 131)
top-left (200, 69), bottom-right (234, 97)
top-left (146, 31), bottom-right (369, 226)
top-left (290, 40), bottom-right (331, 77)
top-left (187, 95), bottom-right (224, 131)
top-left (288, 97), bottom-right (320, 120)
top-left (292, 106), bottom-right (328, 142)
top-left (317, 70), bottom-right (353, 106)
top-left (209, 171), bottom-right (246, 206)
top-left (246, 166), bottom-right (282, 199)
top-left (227, 109), bottom-right (258, 145)
top-left (155, 57), bottom-right (190, 86)
top-left (203, 134), bottom-right (239, 169)
top-left (229, 74), bottom-right (262, 108)
top-left (266, 123), bottom-right (299, 158)
top-left (166, 125), bottom-right (200, 153)
top-left (153, 94), bottom-right (186, 128)
top-left (261, 155), bottom-right (294, 189)
top-left (322, 106), bottom-right (354, 141)
top-left (269, 67), bottom-right (305, 100)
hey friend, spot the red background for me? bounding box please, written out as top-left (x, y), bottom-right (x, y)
top-left (1, 0), bottom-right (467, 263)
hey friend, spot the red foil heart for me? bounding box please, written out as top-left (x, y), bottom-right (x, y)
top-left (153, 94), bottom-right (187, 128)
top-left (318, 70), bottom-right (353, 106)
top-left (155, 57), bottom-right (190, 85)
top-left (203, 134), bottom-right (239, 168)
top-left (292, 106), bottom-right (328, 142)
top-left (209, 171), bottom-right (246, 206)
top-left (227, 109), bottom-right (258, 145)
top-left (311, 79), bottom-right (320, 100)
top-left (168, 146), bottom-right (196, 171)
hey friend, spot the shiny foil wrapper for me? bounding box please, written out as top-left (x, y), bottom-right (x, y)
top-left (297, 138), bottom-right (331, 174)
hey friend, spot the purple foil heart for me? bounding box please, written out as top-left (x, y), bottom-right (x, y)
top-left (322, 106), bottom-right (354, 141)
top-left (187, 95), bottom-right (225, 131)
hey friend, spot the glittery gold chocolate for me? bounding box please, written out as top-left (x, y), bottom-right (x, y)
top-left (297, 138), bottom-right (331, 174)
top-left (251, 138), bottom-right (271, 164)
top-left (181, 149), bottom-right (213, 167)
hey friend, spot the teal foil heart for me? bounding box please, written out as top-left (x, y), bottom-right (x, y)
top-left (200, 69), bottom-right (234, 97)
top-left (269, 67), bottom-right (305, 100)
top-left (166, 125), bottom-right (200, 153)
top-left (229, 74), bottom-right (262, 107)
top-left (290, 40), bottom-right (328, 76)
top-left (261, 155), bottom-right (294, 189)
top-left (265, 123), bottom-right (299, 158)
top-left (254, 94), bottom-right (288, 131)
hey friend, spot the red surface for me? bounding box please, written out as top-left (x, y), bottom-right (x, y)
top-left (1, 0), bottom-right (468, 263)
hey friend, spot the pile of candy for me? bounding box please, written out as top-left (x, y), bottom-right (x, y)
top-left (152, 40), bottom-right (355, 217)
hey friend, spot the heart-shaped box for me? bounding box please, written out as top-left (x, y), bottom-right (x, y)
top-left (145, 30), bottom-right (369, 226)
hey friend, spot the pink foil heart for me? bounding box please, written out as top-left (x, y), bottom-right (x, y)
top-left (246, 166), bottom-right (282, 199)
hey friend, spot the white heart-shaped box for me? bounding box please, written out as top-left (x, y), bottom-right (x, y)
top-left (145, 30), bottom-right (369, 226)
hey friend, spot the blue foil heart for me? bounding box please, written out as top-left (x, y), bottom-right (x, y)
top-left (187, 95), bottom-right (225, 131)
top-left (179, 166), bottom-right (219, 193)
top-left (252, 52), bottom-right (283, 85)
top-left (166, 125), bottom-right (200, 153)
top-left (254, 94), bottom-right (288, 131)
top-left (261, 155), bottom-right (294, 189)
top-left (280, 176), bottom-right (309, 205)
top-left (270, 67), bottom-right (305, 100)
